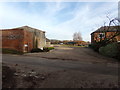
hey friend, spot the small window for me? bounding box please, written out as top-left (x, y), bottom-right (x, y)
top-left (24, 44), bottom-right (28, 47)
top-left (98, 33), bottom-right (105, 38)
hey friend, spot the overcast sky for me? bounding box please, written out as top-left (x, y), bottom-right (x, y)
top-left (0, 1), bottom-right (118, 41)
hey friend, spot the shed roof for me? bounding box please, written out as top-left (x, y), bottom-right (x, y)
top-left (0, 26), bottom-right (45, 33)
top-left (15, 26), bottom-right (45, 32)
top-left (91, 26), bottom-right (120, 35)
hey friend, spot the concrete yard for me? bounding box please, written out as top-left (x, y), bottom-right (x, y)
top-left (2, 45), bottom-right (120, 88)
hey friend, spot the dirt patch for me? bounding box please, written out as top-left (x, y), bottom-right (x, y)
top-left (57, 47), bottom-right (73, 50)
top-left (41, 56), bottom-right (78, 61)
top-left (40, 70), bottom-right (119, 88)
top-left (2, 63), bottom-right (119, 88)
top-left (2, 63), bottom-right (51, 88)
top-left (2, 65), bottom-right (16, 88)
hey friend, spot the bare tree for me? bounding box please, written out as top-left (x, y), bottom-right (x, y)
top-left (73, 32), bottom-right (82, 41)
top-left (93, 16), bottom-right (120, 52)
top-left (101, 17), bottom-right (120, 46)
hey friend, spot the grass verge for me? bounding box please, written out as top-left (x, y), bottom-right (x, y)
top-left (2, 48), bottom-right (23, 55)
top-left (62, 45), bottom-right (88, 47)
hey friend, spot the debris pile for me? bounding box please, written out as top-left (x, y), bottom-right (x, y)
top-left (2, 64), bottom-right (48, 88)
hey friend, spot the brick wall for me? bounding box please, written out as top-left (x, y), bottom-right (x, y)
top-left (23, 30), bottom-right (33, 52)
top-left (91, 32), bottom-right (120, 43)
top-left (1, 26), bottom-right (46, 52)
top-left (1, 29), bottom-right (24, 52)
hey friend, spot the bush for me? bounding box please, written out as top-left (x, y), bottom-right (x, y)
top-left (47, 47), bottom-right (54, 50)
top-left (43, 47), bottom-right (49, 52)
top-left (2, 48), bottom-right (23, 55)
top-left (43, 47), bottom-right (54, 52)
top-left (99, 43), bottom-right (120, 59)
top-left (89, 42), bottom-right (102, 52)
top-left (31, 47), bottom-right (54, 53)
top-left (31, 48), bottom-right (43, 53)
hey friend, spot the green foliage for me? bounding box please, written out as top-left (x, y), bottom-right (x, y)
top-left (63, 44), bottom-right (87, 47)
top-left (99, 43), bottom-right (120, 59)
top-left (43, 47), bottom-right (54, 52)
top-left (47, 47), bottom-right (54, 50)
top-left (2, 48), bottom-right (23, 55)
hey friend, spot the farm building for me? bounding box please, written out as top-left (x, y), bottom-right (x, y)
top-left (91, 26), bottom-right (120, 44)
top-left (0, 26), bottom-right (46, 52)
top-left (45, 38), bottom-right (51, 47)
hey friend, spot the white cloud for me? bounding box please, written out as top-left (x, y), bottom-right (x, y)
top-left (0, 2), bottom-right (118, 41)
top-left (0, 0), bottom-right (119, 2)
top-left (45, 2), bottom-right (118, 41)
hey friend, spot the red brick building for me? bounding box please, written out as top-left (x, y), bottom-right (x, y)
top-left (0, 26), bottom-right (46, 52)
top-left (91, 26), bottom-right (120, 44)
